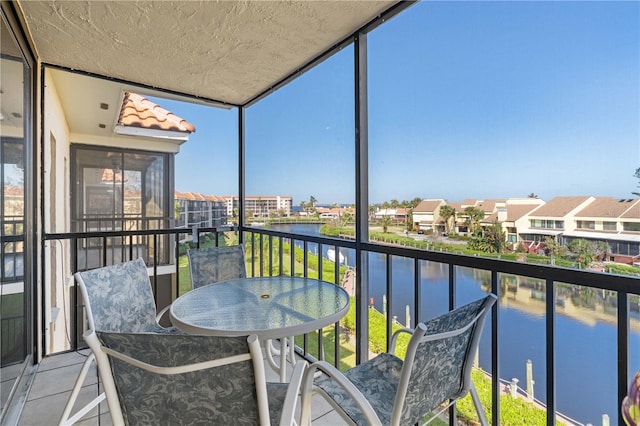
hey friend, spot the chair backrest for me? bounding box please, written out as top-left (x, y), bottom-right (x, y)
top-left (187, 244), bottom-right (246, 289)
top-left (75, 258), bottom-right (163, 333)
top-left (394, 294), bottom-right (497, 425)
top-left (85, 330), bottom-right (269, 425)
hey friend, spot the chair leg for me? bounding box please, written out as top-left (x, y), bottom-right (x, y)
top-left (58, 353), bottom-right (106, 426)
top-left (470, 382), bottom-right (489, 426)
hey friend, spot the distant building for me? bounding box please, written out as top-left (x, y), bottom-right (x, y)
top-left (557, 197), bottom-right (640, 264)
top-left (223, 196), bottom-right (292, 218)
top-left (373, 208), bottom-right (409, 222)
top-left (316, 206), bottom-right (355, 219)
top-left (482, 199), bottom-right (545, 245)
top-left (412, 199), bottom-right (446, 233)
top-left (521, 196), bottom-right (596, 245)
top-left (175, 191), bottom-right (227, 228)
top-left (411, 195), bottom-right (639, 265)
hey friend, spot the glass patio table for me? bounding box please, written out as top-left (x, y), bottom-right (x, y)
top-left (169, 276), bottom-right (350, 381)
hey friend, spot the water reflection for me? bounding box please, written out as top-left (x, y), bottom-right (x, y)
top-left (270, 223), bottom-right (639, 424)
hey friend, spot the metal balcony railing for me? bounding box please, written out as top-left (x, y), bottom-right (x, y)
top-left (241, 226), bottom-right (639, 426)
top-left (41, 224), bottom-right (639, 426)
top-left (1, 218), bottom-right (24, 283)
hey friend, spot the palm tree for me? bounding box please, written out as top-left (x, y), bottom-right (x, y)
top-left (308, 195), bottom-right (317, 217)
top-left (381, 215), bottom-right (393, 233)
top-left (439, 204), bottom-right (456, 235)
top-left (464, 206), bottom-right (485, 234)
top-left (633, 167), bottom-right (640, 196)
top-left (543, 236), bottom-right (565, 257)
top-left (341, 212), bottom-right (353, 227)
top-left (485, 221), bottom-right (506, 253)
top-left (594, 240), bottom-right (611, 261)
top-left (528, 193), bottom-right (539, 199)
top-left (568, 239), bottom-right (596, 268)
top-left (405, 208), bottom-right (414, 232)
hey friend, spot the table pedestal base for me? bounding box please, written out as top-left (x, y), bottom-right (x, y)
top-left (265, 337), bottom-right (296, 382)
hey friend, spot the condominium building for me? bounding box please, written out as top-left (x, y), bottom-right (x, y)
top-left (412, 196), bottom-right (640, 264)
top-left (223, 195), bottom-right (293, 218)
top-left (175, 191), bottom-right (228, 229)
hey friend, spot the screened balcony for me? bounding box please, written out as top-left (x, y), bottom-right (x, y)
top-left (2, 1), bottom-right (639, 425)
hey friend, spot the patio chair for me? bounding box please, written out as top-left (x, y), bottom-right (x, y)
top-left (59, 258), bottom-right (181, 426)
top-left (84, 330), bottom-right (306, 425)
top-left (187, 244), bottom-right (293, 376)
top-left (187, 244), bottom-right (247, 289)
top-left (300, 294), bottom-right (497, 426)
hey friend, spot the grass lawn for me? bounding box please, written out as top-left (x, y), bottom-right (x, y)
top-left (179, 234), bottom-right (556, 424)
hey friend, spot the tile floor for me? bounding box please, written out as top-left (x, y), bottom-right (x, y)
top-left (16, 349), bottom-right (346, 426)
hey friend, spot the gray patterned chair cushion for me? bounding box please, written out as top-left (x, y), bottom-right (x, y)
top-left (77, 258), bottom-right (180, 333)
top-left (315, 353), bottom-right (403, 425)
top-left (314, 296), bottom-right (492, 426)
top-left (401, 296), bottom-right (488, 424)
top-left (187, 244), bottom-right (246, 289)
top-left (97, 332), bottom-right (269, 425)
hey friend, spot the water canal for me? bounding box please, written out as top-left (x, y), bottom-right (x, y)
top-left (270, 223), bottom-right (640, 425)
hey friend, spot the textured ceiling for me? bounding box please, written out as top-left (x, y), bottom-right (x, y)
top-left (17, 0), bottom-right (398, 106)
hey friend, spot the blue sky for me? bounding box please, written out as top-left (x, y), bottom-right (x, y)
top-left (160, 1), bottom-right (639, 206)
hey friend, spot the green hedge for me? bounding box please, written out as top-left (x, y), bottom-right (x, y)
top-left (340, 297), bottom-right (555, 425)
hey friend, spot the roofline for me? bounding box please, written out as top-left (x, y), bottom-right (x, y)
top-left (242, 1), bottom-right (416, 108)
top-left (41, 62), bottom-right (237, 110)
top-left (36, 3), bottom-right (416, 111)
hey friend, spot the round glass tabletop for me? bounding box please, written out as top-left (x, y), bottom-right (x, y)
top-left (169, 276), bottom-right (350, 339)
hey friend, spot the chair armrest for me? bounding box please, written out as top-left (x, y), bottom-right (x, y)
top-left (279, 360), bottom-right (307, 426)
top-left (389, 327), bottom-right (413, 355)
top-left (155, 305), bottom-right (171, 324)
top-left (300, 361), bottom-right (381, 426)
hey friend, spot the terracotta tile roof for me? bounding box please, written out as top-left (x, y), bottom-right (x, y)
top-left (119, 92), bottom-right (196, 133)
top-left (575, 197), bottom-right (640, 219)
top-left (528, 196), bottom-right (593, 218)
top-left (101, 168), bottom-right (125, 182)
top-left (175, 191), bottom-right (226, 203)
top-left (221, 196), bottom-right (292, 201)
top-left (181, 192), bottom-right (197, 200)
top-left (124, 189), bottom-right (141, 198)
top-left (4, 186), bottom-right (24, 196)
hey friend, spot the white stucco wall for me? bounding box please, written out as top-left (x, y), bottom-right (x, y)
top-left (43, 70), bottom-right (73, 354)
